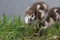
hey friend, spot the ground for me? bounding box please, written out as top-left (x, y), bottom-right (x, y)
top-left (0, 14), bottom-right (60, 40)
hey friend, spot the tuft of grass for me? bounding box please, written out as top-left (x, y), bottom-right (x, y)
top-left (0, 14), bottom-right (60, 40)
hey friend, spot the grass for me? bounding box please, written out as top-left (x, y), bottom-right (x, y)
top-left (0, 14), bottom-right (60, 40)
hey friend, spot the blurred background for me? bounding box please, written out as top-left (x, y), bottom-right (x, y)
top-left (0, 0), bottom-right (60, 20)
